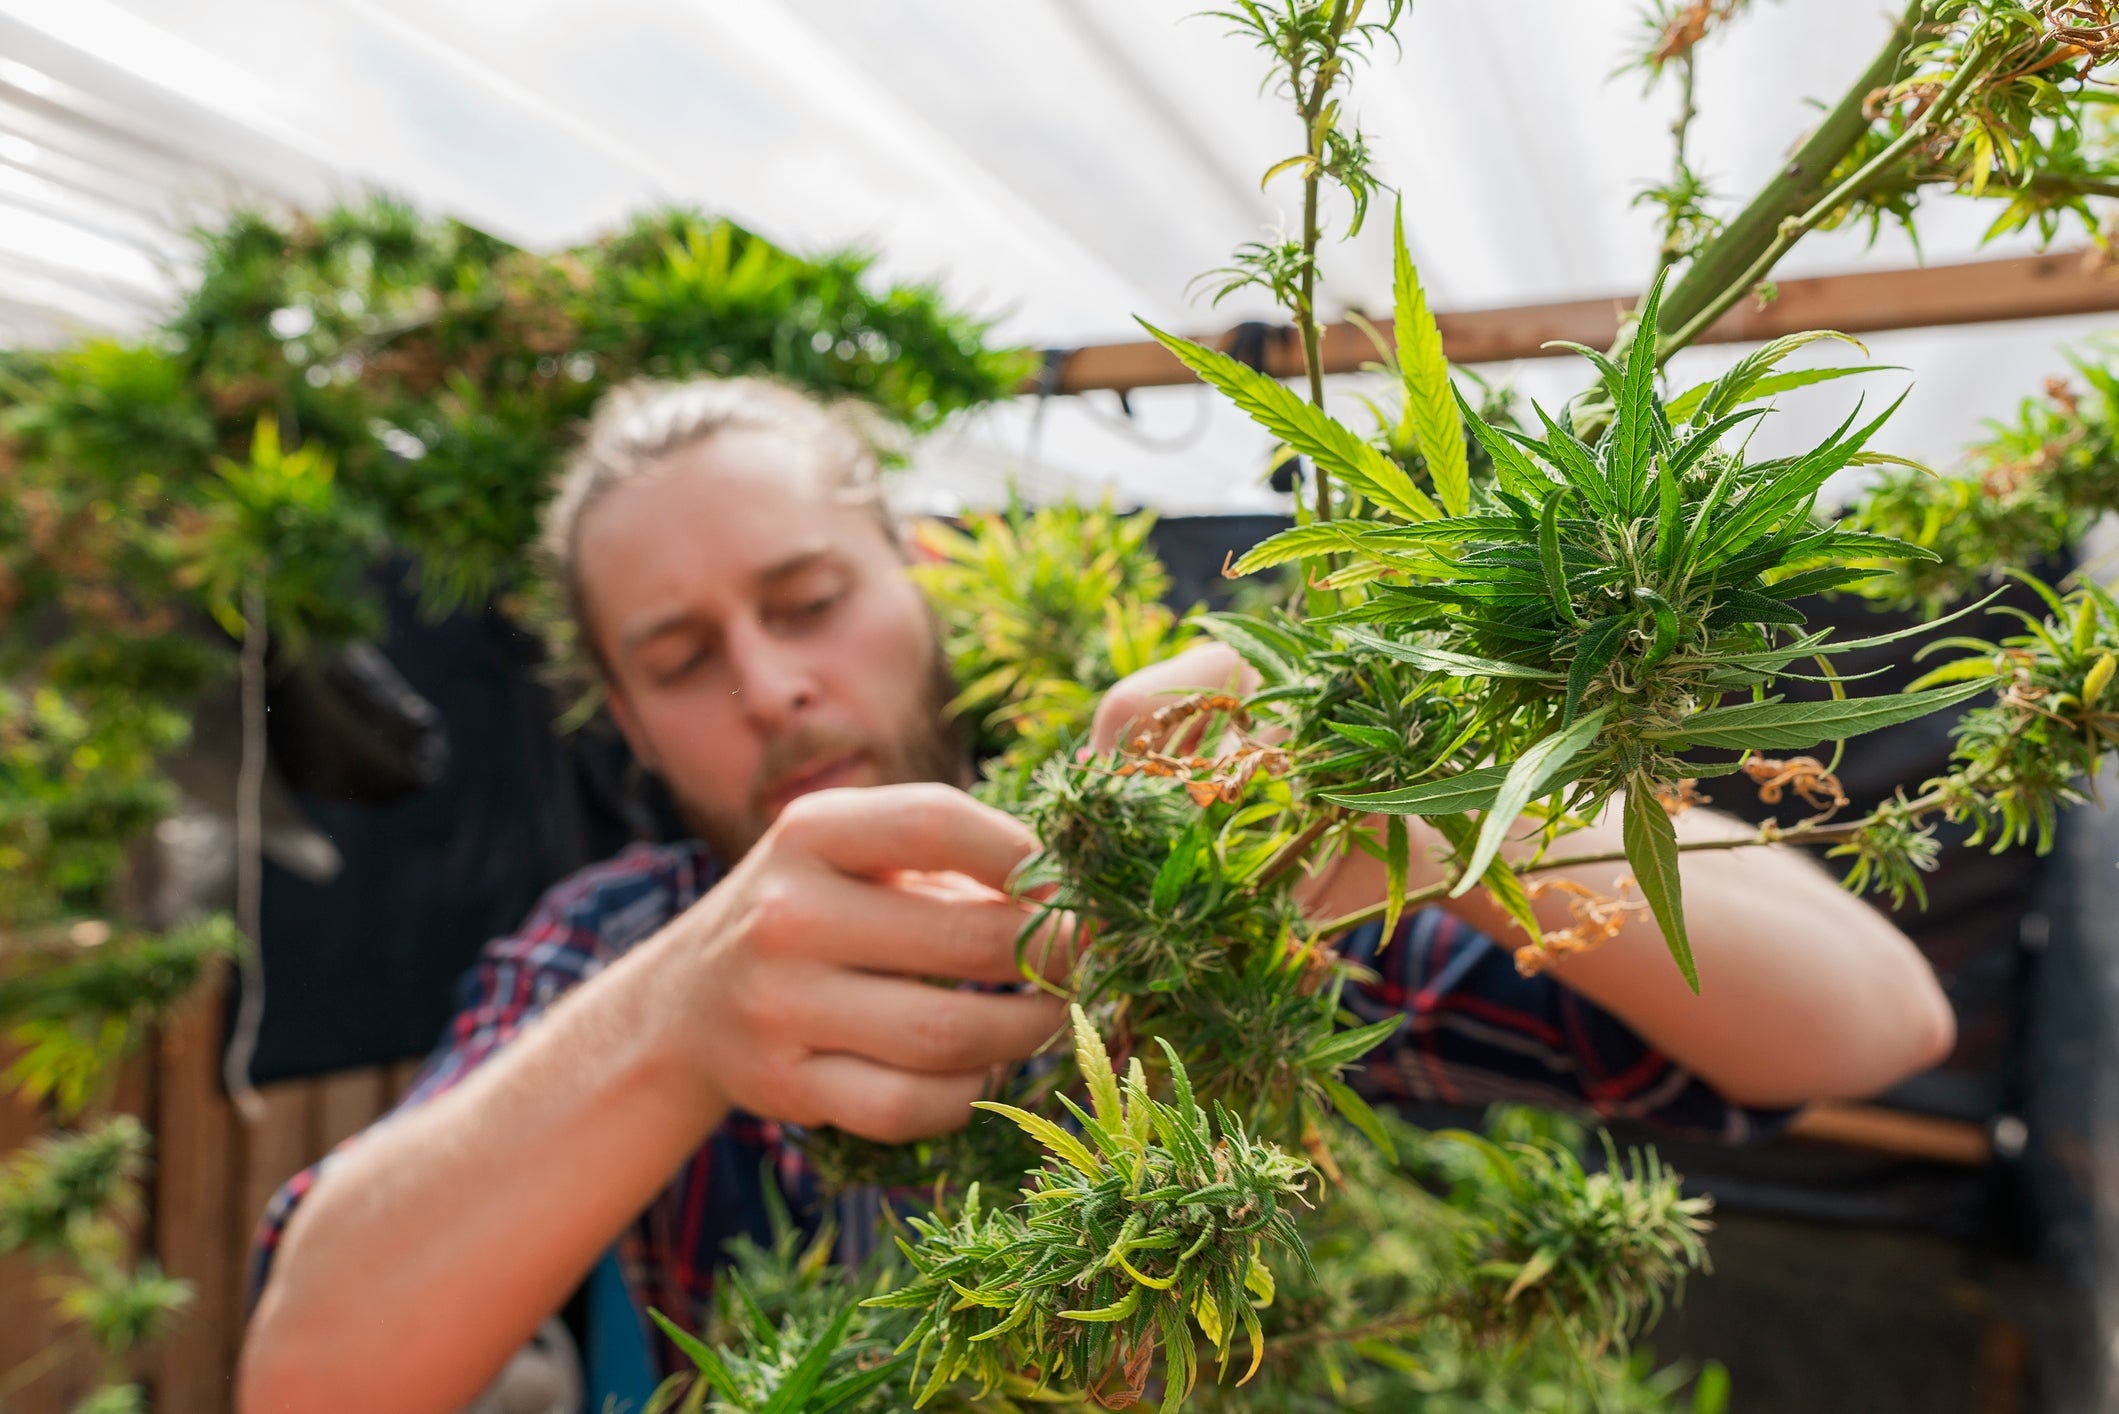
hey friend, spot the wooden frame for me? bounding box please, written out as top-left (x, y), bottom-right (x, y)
top-left (1029, 248), bottom-right (2119, 394)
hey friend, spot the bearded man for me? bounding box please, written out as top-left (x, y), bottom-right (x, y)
top-left (238, 376), bottom-right (1954, 1412)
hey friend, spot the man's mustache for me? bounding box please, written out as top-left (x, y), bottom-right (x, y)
top-left (752, 724), bottom-right (875, 810)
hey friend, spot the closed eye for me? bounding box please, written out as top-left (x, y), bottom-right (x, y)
top-left (777, 589), bottom-right (844, 627)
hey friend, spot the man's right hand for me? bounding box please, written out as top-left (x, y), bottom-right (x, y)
top-left (646, 782), bottom-right (1072, 1144)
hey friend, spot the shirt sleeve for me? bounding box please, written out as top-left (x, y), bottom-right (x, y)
top-left (245, 870), bottom-right (618, 1310)
top-left (1342, 907), bottom-right (1800, 1144)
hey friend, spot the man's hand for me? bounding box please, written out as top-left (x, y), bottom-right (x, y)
top-left (647, 782), bottom-right (1072, 1144)
top-left (239, 782), bottom-right (1072, 1414)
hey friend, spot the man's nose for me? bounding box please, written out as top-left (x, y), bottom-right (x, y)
top-left (724, 622), bottom-right (818, 728)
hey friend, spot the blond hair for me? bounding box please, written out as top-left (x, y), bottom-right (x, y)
top-left (540, 376), bottom-right (898, 680)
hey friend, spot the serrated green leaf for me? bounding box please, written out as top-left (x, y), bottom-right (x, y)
top-left (1453, 708), bottom-right (1611, 897)
top-left (1305, 1013), bottom-right (1405, 1071)
top-left (1538, 489), bottom-right (1585, 628)
top-left (762, 1300), bottom-right (862, 1414)
top-left (1504, 1245), bottom-right (1563, 1303)
top-left (1459, 388), bottom-right (1559, 502)
top-left (1697, 392), bottom-right (1907, 566)
top-left (1612, 271), bottom-right (1668, 514)
top-left (973, 1102), bottom-right (1105, 1178)
top-left (809, 1353), bottom-right (908, 1412)
top-left (649, 1309), bottom-right (741, 1395)
top-left (1623, 783), bottom-right (1697, 993)
top-left (1319, 764), bottom-right (1509, 816)
top-left (1706, 587), bottom-right (2003, 669)
top-left (1059, 1284), bottom-right (1142, 1323)
top-left (1429, 811), bottom-right (1543, 946)
top-left (1319, 1074), bottom-right (1397, 1161)
top-left (1343, 628), bottom-right (1559, 680)
top-left (1153, 817), bottom-right (1207, 912)
top-left (1225, 521), bottom-right (1360, 576)
top-left (1644, 679), bottom-right (1989, 750)
top-left (1143, 321), bottom-right (1440, 522)
top-left (1520, 405), bottom-right (1613, 517)
top-left (1672, 330), bottom-right (1873, 424)
top-left (1383, 813), bottom-right (1410, 944)
top-left (1071, 1004), bottom-right (1124, 1131)
top-left (1564, 616), bottom-right (1630, 724)
top-left (1392, 199), bottom-right (1469, 516)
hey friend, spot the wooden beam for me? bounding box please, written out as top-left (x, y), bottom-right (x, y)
top-left (1035, 248), bottom-right (2119, 394)
top-left (1786, 1101), bottom-right (1991, 1168)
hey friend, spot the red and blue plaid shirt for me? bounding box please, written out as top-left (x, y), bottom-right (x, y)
top-left (249, 837), bottom-right (1793, 1369)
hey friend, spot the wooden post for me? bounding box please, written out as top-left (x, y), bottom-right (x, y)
top-left (151, 977), bottom-right (238, 1414)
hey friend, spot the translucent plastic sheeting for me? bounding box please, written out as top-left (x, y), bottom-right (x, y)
top-left (1, 0), bottom-right (2110, 510)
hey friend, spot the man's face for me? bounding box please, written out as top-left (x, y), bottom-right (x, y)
top-left (577, 428), bottom-right (963, 862)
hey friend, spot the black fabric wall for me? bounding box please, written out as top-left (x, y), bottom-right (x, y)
top-left (249, 575), bottom-right (637, 1082)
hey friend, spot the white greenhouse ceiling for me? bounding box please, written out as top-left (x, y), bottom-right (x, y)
top-left (2, 0), bottom-right (2113, 512)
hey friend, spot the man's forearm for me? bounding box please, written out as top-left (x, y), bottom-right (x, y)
top-left (239, 928), bottom-right (722, 1414)
top-left (1311, 801), bottom-right (1953, 1108)
top-left (1518, 802), bottom-right (1954, 1107)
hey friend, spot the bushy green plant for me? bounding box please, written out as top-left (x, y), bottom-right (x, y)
top-left (914, 500), bottom-right (1195, 785)
top-left (0, 199), bottom-right (1029, 1407)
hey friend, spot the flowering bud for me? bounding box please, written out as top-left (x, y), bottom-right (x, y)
top-left (2085, 652), bottom-right (2115, 708)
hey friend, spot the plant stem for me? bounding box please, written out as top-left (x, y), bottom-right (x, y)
top-left (1259, 809), bottom-right (1345, 889)
top-left (1659, 32), bottom-right (1993, 359)
top-left (1656, 54), bottom-right (1700, 277)
top-left (1295, 2), bottom-right (1360, 522)
top-left (1655, 0), bottom-right (1930, 347)
top-left (1311, 781), bottom-right (1965, 939)
top-left (221, 580), bottom-right (268, 1123)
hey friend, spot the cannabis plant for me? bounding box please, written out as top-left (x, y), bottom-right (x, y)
top-left (680, 4), bottom-right (2119, 1410)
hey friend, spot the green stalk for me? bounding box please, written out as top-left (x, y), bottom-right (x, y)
top-left (1295, 1), bottom-right (1360, 523)
top-left (1659, 31), bottom-right (1995, 359)
top-left (1656, 53), bottom-right (1700, 276)
top-left (1311, 779), bottom-right (1966, 939)
top-left (1654, 0), bottom-right (1930, 346)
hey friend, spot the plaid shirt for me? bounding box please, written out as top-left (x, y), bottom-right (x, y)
top-left (249, 837), bottom-right (1792, 1371)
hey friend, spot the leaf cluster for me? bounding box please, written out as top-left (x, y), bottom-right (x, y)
top-left (866, 1010), bottom-right (1314, 1412)
top-left (914, 501), bottom-right (1194, 792)
top-left (1912, 576), bottom-right (2119, 851)
top-left (0, 1114), bottom-right (191, 1408)
top-left (641, 1194), bottom-right (911, 1414)
top-left (1844, 346), bottom-right (2119, 611)
top-left (1831, 1), bottom-right (2119, 246)
top-left (672, 1099), bottom-right (1720, 1414)
top-left (1176, 270), bottom-right (1974, 988)
top-left (1190, 1108), bottom-right (1716, 1412)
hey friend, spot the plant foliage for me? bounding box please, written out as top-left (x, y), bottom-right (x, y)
top-left (0, 200), bottom-right (1028, 1405)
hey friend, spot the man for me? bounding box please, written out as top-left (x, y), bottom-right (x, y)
top-left (238, 376), bottom-right (1955, 1412)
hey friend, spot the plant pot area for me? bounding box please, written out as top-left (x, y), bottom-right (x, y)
top-left (12, 5), bottom-right (2119, 1412)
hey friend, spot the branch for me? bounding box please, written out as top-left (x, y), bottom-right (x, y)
top-left (1655, 0), bottom-right (1929, 346)
top-left (1294, 2), bottom-right (1360, 523)
top-left (1311, 778), bottom-right (1967, 940)
top-left (1659, 27), bottom-right (1996, 359)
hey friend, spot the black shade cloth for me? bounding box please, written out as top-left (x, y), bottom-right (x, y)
top-left (251, 567), bottom-right (593, 1081)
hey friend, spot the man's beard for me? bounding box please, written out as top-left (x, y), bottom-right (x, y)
top-left (672, 641), bottom-right (969, 865)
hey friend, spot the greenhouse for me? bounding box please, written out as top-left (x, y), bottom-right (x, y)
top-left (4, 2), bottom-right (2119, 1411)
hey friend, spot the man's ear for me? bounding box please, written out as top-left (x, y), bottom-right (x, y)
top-left (603, 681), bottom-right (663, 774)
